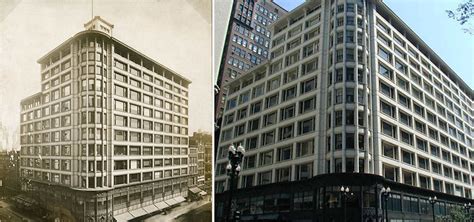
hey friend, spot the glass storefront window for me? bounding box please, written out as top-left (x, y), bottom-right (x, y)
top-left (294, 191), bottom-right (313, 211)
top-left (236, 197), bottom-right (250, 215)
top-left (278, 193), bottom-right (290, 212)
top-left (325, 186), bottom-right (341, 208)
top-left (250, 196), bottom-right (264, 214)
top-left (387, 193), bottom-right (402, 211)
top-left (363, 186), bottom-right (376, 208)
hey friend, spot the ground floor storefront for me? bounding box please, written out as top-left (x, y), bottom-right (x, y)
top-left (215, 173), bottom-right (473, 222)
top-left (22, 176), bottom-right (190, 222)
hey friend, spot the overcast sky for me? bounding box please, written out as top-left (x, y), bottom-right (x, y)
top-left (0, 0), bottom-right (212, 136)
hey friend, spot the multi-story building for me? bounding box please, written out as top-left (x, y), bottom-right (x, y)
top-left (188, 132), bottom-right (212, 200)
top-left (188, 145), bottom-right (199, 187)
top-left (0, 150), bottom-right (21, 196)
top-left (215, 0), bottom-right (473, 221)
top-left (203, 134), bottom-right (212, 189)
top-left (189, 132), bottom-right (212, 186)
top-left (214, 0), bottom-right (287, 150)
top-left (19, 16), bottom-right (191, 221)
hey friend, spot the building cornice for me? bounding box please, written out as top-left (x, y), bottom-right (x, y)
top-left (37, 30), bottom-right (192, 85)
top-left (376, 1), bottom-right (473, 100)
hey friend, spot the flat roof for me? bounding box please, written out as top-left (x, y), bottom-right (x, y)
top-left (260, 0), bottom-right (473, 100)
top-left (37, 30), bottom-right (191, 84)
top-left (376, 1), bottom-right (473, 99)
top-left (20, 92), bottom-right (42, 104)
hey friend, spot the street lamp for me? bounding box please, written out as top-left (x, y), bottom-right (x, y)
top-left (226, 144), bottom-right (245, 222)
top-left (381, 187), bottom-right (391, 222)
top-left (429, 196), bottom-right (437, 222)
top-left (464, 203), bottom-right (471, 221)
top-left (340, 186), bottom-right (352, 222)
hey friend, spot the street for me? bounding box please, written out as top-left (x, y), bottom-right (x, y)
top-left (0, 199), bottom-right (37, 222)
top-left (143, 199), bottom-right (211, 222)
top-left (173, 202), bottom-right (211, 222)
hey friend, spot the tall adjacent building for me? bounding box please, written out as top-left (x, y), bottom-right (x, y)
top-left (20, 16), bottom-right (191, 221)
top-left (214, 0), bottom-right (287, 149)
top-left (215, 0), bottom-right (473, 221)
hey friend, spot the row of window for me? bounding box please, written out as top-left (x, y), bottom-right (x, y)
top-left (113, 158), bottom-right (188, 170)
top-left (375, 19), bottom-right (473, 119)
top-left (113, 114), bottom-right (188, 135)
top-left (255, 3), bottom-right (279, 22)
top-left (42, 71), bottom-right (71, 91)
top-left (113, 145), bottom-right (188, 156)
top-left (379, 96), bottom-right (472, 159)
top-left (221, 94), bottom-right (317, 141)
top-left (379, 64), bottom-right (474, 139)
top-left (217, 189), bottom-right (465, 217)
top-left (21, 169), bottom-right (71, 185)
top-left (383, 164), bottom-right (471, 198)
top-left (114, 84), bottom-right (188, 115)
top-left (21, 158), bottom-right (71, 171)
top-left (113, 168), bottom-right (188, 185)
top-left (379, 79), bottom-right (473, 155)
top-left (230, 45), bottom-right (262, 66)
top-left (218, 161), bottom-right (313, 189)
top-left (113, 130), bottom-right (188, 145)
top-left (231, 34), bottom-right (269, 60)
top-left (236, 2), bottom-right (253, 26)
top-left (114, 72), bottom-right (188, 104)
top-left (113, 59), bottom-right (189, 97)
top-left (382, 141), bottom-right (472, 184)
top-left (42, 58), bottom-right (71, 81)
top-left (114, 99), bottom-right (188, 125)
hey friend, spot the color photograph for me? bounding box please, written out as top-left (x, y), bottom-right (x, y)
top-left (213, 0), bottom-right (473, 221)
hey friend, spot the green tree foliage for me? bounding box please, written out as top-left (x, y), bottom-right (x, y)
top-left (435, 206), bottom-right (471, 221)
top-left (446, 0), bottom-right (474, 34)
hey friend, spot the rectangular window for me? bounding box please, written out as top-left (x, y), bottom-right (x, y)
top-left (279, 124), bottom-right (294, 141)
top-left (263, 112), bottom-right (277, 127)
top-left (296, 140), bottom-right (313, 157)
top-left (380, 100), bottom-right (395, 118)
top-left (277, 145), bottom-right (292, 162)
top-left (383, 142), bottom-right (398, 159)
top-left (381, 121), bottom-right (396, 138)
top-left (281, 105), bottom-right (295, 121)
top-left (300, 77), bottom-right (316, 94)
top-left (282, 85), bottom-right (297, 101)
top-left (265, 94), bottom-right (279, 108)
top-left (378, 46), bottom-right (392, 63)
top-left (295, 162), bottom-right (312, 180)
top-left (259, 150), bottom-right (273, 166)
top-left (299, 96), bottom-right (316, 113)
top-left (262, 130), bottom-right (275, 146)
top-left (379, 62), bottom-right (393, 79)
top-left (298, 117), bottom-right (314, 135)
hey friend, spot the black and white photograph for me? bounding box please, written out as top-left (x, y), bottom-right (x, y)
top-left (0, 0), bottom-right (211, 221)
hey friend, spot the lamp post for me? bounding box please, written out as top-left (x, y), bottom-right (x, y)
top-left (381, 187), bottom-right (391, 222)
top-left (340, 186), bottom-right (352, 222)
top-left (429, 196), bottom-right (437, 222)
top-left (464, 203), bottom-right (471, 221)
top-left (225, 144), bottom-right (245, 222)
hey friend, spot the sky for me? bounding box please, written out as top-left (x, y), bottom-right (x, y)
top-left (0, 0), bottom-right (212, 138)
top-left (275, 0), bottom-right (474, 89)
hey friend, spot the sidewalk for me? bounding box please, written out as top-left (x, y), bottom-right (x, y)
top-left (143, 199), bottom-right (211, 222)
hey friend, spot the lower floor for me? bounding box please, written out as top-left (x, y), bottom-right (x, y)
top-left (215, 173), bottom-right (473, 222)
top-left (22, 176), bottom-right (190, 222)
